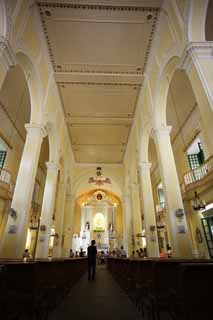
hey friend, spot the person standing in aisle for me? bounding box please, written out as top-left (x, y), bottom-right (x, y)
top-left (87, 240), bottom-right (97, 280)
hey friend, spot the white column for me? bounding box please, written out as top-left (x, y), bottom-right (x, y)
top-left (52, 178), bottom-right (67, 258)
top-left (35, 162), bottom-right (59, 259)
top-left (138, 162), bottom-right (160, 257)
top-left (153, 126), bottom-right (193, 257)
top-left (0, 124), bottom-right (46, 258)
top-left (122, 195), bottom-right (132, 256)
top-left (62, 194), bottom-right (75, 257)
top-left (130, 180), bottom-right (143, 249)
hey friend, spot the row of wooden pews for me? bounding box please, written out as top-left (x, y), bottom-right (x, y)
top-left (107, 257), bottom-right (212, 320)
top-left (0, 258), bottom-right (87, 320)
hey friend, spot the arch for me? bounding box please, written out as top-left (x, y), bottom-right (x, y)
top-left (15, 52), bottom-right (43, 124)
top-left (77, 188), bottom-right (122, 208)
top-left (188, 0), bottom-right (209, 42)
top-left (154, 56), bottom-right (180, 129)
top-left (72, 167), bottom-right (123, 199)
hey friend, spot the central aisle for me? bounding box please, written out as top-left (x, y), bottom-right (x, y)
top-left (49, 265), bottom-right (141, 320)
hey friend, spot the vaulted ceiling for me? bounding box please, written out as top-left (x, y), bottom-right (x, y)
top-left (37, 0), bottom-right (162, 163)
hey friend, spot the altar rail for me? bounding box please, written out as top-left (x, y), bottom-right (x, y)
top-left (107, 257), bottom-right (213, 320)
top-left (183, 155), bottom-right (213, 188)
top-left (0, 258), bottom-right (87, 319)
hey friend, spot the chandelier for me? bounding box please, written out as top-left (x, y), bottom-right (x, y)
top-left (88, 167), bottom-right (111, 186)
top-left (192, 191), bottom-right (206, 211)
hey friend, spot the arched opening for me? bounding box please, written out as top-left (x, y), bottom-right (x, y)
top-left (0, 62), bottom-right (50, 258)
top-left (166, 69), bottom-right (212, 258)
top-left (0, 64), bottom-right (31, 238)
top-left (72, 189), bottom-right (123, 255)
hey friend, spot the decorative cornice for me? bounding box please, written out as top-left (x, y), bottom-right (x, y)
top-left (181, 41), bottom-right (213, 70)
top-left (181, 42), bottom-right (213, 105)
top-left (0, 36), bottom-right (16, 68)
top-left (58, 81), bottom-right (141, 87)
top-left (55, 64), bottom-right (143, 75)
top-left (37, 3), bottom-right (159, 12)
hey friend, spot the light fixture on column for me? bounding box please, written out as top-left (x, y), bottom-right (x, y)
top-left (88, 167), bottom-right (111, 186)
top-left (192, 191), bottom-right (206, 211)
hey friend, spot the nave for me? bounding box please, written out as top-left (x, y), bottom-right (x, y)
top-left (49, 265), bottom-right (140, 320)
top-left (1, 257), bottom-right (212, 320)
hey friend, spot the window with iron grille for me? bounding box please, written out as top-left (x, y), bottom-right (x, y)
top-left (187, 141), bottom-right (205, 170)
top-left (0, 151), bottom-right (7, 168)
top-left (157, 186), bottom-right (165, 209)
top-left (187, 154), bottom-right (200, 170)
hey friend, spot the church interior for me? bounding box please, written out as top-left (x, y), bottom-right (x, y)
top-left (0, 0), bottom-right (213, 319)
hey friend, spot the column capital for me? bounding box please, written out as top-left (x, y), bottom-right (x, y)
top-left (46, 162), bottom-right (59, 172)
top-left (25, 123), bottom-right (47, 138)
top-left (181, 41), bottom-right (213, 71)
top-left (66, 193), bottom-right (75, 201)
top-left (138, 161), bottom-right (152, 171)
top-left (0, 36), bottom-right (16, 68)
top-left (121, 194), bottom-right (130, 203)
top-left (153, 126), bottom-right (172, 139)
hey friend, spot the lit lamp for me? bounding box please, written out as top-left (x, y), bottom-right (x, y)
top-left (192, 191), bottom-right (206, 211)
top-left (88, 167), bottom-right (111, 186)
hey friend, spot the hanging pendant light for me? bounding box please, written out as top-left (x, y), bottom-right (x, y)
top-left (88, 167), bottom-right (111, 186)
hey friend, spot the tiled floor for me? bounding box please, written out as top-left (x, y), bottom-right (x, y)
top-left (49, 265), bottom-right (141, 320)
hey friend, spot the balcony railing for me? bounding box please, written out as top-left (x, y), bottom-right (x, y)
top-left (183, 156), bottom-right (213, 187)
top-left (0, 168), bottom-right (14, 192)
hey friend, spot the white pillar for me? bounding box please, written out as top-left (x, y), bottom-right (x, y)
top-left (0, 124), bottom-right (46, 258)
top-left (52, 178), bottom-right (67, 258)
top-left (153, 126), bottom-right (193, 257)
top-left (122, 195), bottom-right (132, 256)
top-left (138, 162), bottom-right (160, 257)
top-left (62, 194), bottom-right (75, 257)
top-left (130, 180), bottom-right (143, 249)
top-left (35, 162), bottom-right (59, 259)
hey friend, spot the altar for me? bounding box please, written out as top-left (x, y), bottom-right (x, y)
top-left (79, 190), bottom-right (118, 252)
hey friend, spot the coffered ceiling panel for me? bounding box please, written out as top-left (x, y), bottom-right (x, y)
top-left (74, 145), bottom-right (124, 163)
top-left (69, 124), bottom-right (129, 145)
top-left (59, 84), bottom-right (139, 117)
top-left (37, 0), bottom-right (161, 163)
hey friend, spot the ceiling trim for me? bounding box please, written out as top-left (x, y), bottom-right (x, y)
top-left (74, 162), bottom-right (123, 167)
top-left (58, 81), bottom-right (141, 87)
top-left (37, 2), bottom-right (159, 12)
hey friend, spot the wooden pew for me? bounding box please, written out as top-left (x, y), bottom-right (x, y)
top-left (0, 258), bottom-right (87, 320)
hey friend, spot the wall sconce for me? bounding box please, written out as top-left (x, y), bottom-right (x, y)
top-left (150, 225), bottom-right (156, 232)
top-left (9, 208), bottom-right (17, 220)
top-left (175, 208), bottom-right (185, 218)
